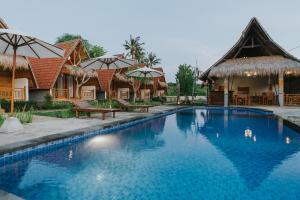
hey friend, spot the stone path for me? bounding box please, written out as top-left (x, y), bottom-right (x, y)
top-left (247, 106), bottom-right (300, 126)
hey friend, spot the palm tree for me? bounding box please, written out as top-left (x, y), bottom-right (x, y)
top-left (145, 52), bottom-right (161, 67)
top-left (123, 35), bottom-right (145, 62)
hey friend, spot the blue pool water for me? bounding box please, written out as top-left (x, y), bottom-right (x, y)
top-left (0, 108), bottom-right (300, 200)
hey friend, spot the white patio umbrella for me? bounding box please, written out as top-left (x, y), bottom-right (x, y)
top-left (81, 54), bottom-right (135, 102)
top-left (126, 67), bottom-right (164, 100)
top-left (126, 66), bottom-right (163, 78)
top-left (81, 54), bottom-right (135, 70)
top-left (0, 28), bottom-right (64, 113)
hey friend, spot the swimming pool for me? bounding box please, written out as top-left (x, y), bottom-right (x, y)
top-left (0, 108), bottom-right (299, 200)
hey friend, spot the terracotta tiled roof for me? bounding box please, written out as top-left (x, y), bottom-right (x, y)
top-left (97, 69), bottom-right (116, 92)
top-left (55, 39), bottom-right (81, 57)
top-left (28, 39), bottom-right (81, 89)
top-left (28, 57), bottom-right (64, 89)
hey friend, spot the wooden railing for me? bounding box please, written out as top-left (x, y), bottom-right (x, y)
top-left (0, 87), bottom-right (26, 100)
top-left (52, 89), bottom-right (70, 99)
top-left (81, 89), bottom-right (94, 100)
top-left (285, 94), bottom-right (300, 106)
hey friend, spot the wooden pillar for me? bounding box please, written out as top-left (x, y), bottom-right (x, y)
top-left (278, 72), bottom-right (284, 106)
top-left (224, 77), bottom-right (229, 107)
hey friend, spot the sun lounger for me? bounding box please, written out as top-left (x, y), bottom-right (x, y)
top-left (73, 101), bottom-right (121, 120)
top-left (115, 99), bottom-right (153, 112)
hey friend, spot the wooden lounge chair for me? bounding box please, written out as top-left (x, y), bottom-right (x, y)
top-left (115, 99), bottom-right (153, 112)
top-left (73, 101), bottom-right (121, 120)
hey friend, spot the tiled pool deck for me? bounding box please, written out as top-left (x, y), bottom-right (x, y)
top-left (243, 106), bottom-right (300, 126)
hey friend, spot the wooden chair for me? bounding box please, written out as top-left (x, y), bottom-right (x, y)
top-left (235, 87), bottom-right (250, 105)
top-left (262, 91), bottom-right (275, 105)
top-left (73, 101), bottom-right (121, 120)
top-left (115, 99), bottom-right (153, 112)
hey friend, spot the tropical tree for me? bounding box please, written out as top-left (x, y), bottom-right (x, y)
top-left (128, 78), bottom-right (141, 103)
top-left (67, 66), bottom-right (96, 98)
top-left (56, 33), bottom-right (106, 58)
top-left (123, 35), bottom-right (145, 62)
top-left (175, 64), bottom-right (196, 100)
top-left (144, 52), bottom-right (161, 67)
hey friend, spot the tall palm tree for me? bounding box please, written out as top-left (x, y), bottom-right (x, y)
top-left (145, 52), bottom-right (161, 67)
top-left (123, 35), bottom-right (145, 62)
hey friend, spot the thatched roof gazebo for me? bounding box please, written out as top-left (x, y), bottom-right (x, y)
top-left (209, 56), bottom-right (300, 77)
top-left (200, 17), bottom-right (300, 107)
top-left (0, 54), bottom-right (29, 70)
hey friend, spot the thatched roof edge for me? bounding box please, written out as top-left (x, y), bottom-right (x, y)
top-left (209, 56), bottom-right (300, 77)
top-left (200, 17), bottom-right (300, 80)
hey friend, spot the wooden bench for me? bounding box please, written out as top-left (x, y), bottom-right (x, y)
top-left (72, 100), bottom-right (121, 120)
top-left (115, 99), bottom-right (153, 112)
top-left (74, 108), bottom-right (121, 120)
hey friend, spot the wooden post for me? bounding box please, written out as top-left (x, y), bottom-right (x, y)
top-left (224, 77), bottom-right (229, 107)
top-left (10, 48), bottom-right (17, 113)
top-left (23, 86), bottom-right (26, 100)
top-left (278, 72), bottom-right (284, 106)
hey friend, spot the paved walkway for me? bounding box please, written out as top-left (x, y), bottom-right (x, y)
top-left (246, 106), bottom-right (300, 125)
top-left (0, 106), bottom-right (178, 154)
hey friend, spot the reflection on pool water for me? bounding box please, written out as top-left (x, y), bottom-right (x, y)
top-left (0, 108), bottom-right (300, 200)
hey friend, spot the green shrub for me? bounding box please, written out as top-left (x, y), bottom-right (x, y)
top-left (51, 101), bottom-right (73, 110)
top-left (132, 100), bottom-right (161, 106)
top-left (14, 107), bottom-right (34, 124)
top-left (54, 110), bottom-right (74, 118)
top-left (0, 114), bottom-right (5, 127)
top-left (34, 109), bottom-right (89, 118)
top-left (0, 99), bottom-right (38, 112)
top-left (41, 94), bottom-right (73, 110)
top-left (43, 94), bottom-right (53, 108)
top-left (152, 96), bottom-right (166, 103)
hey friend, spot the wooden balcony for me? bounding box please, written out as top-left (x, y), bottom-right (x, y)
top-left (81, 89), bottom-right (95, 100)
top-left (52, 88), bottom-right (95, 100)
top-left (52, 89), bottom-right (70, 99)
top-left (285, 94), bottom-right (300, 106)
top-left (0, 87), bottom-right (26, 100)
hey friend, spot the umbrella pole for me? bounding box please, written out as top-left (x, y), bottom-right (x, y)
top-left (108, 79), bottom-right (112, 108)
top-left (10, 48), bottom-right (17, 114)
top-left (144, 74), bottom-right (146, 101)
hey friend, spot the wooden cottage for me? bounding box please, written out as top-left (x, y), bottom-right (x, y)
top-left (28, 39), bottom-right (100, 101)
top-left (97, 66), bottom-right (140, 100)
top-left (153, 67), bottom-right (168, 97)
top-left (200, 17), bottom-right (300, 106)
top-left (0, 18), bottom-right (38, 101)
top-left (97, 64), bottom-right (167, 101)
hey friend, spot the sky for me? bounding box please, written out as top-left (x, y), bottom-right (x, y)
top-left (2, 0), bottom-right (300, 82)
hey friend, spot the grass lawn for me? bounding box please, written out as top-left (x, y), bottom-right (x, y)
top-left (33, 99), bottom-right (163, 119)
top-left (130, 100), bottom-right (161, 106)
top-left (90, 100), bottom-right (162, 108)
top-left (34, 109), bottom-right (90, 118)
